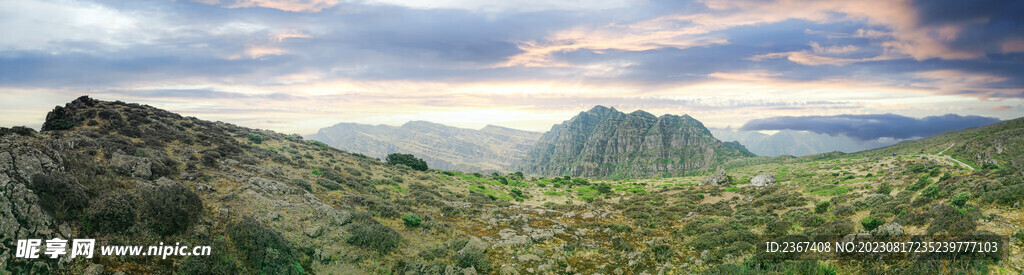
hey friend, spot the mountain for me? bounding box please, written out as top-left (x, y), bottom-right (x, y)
top-left (517, 106), bottom-right (754, 178)
top-left (710, 129), bottom-right (899, 156)
top-left (306, 121), bottom-right (541, 172)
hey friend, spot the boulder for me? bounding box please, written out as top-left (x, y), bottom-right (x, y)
top-left (749, 174), bottom-right (776, 187)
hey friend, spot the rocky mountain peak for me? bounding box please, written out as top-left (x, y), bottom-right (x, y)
top-left (518, 107), bottom-right (754, 178)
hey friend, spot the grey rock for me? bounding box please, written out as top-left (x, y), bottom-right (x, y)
top-left (315, 249), bottom-right (333, 264)
top-left (499, 265), bottom-right (519, 275)
top-left (700, 169), bottom-right (731, 186)
top-left (305, 226), bottom-right (323, 238)
top-left (110, 153), bottom-right (152, 179)
top-left (519, 254), bottom-right (541, 262)
top-left (872, 222), bottom-right (903, 238)
top-left (84, 264), bottom-right (104, 275)
top-left (749, 174), bottom-right (776, 187)
top-left (247, 177), bottom-right (291, 194)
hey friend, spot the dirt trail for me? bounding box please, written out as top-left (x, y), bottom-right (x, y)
top-left (934, 143), bottom-right (975, 170)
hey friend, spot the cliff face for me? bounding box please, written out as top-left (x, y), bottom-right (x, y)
top-left (307, 121), bottom-right (541, 172)
top-left (517, 106), bottom-right (754, 178)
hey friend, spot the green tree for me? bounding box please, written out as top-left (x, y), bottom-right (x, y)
top-left (385, 153), bottom-right (428, 171)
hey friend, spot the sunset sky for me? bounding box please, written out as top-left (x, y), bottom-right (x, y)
top-left (1, 0), bottom-right (1022, 140)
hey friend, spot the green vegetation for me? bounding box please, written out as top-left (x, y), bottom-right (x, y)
top-left (861, 216), bottom-right (885, 231)
top-left (142, 181), bottom-right (204, 236)
top-left (386, 153), bottom-right (428, 171)
top-left (950, 192), bottom-right (971, 207)
top-left (229, 217), bottom-right (306, 274)
top-left (347, 221), bottom-right (402, 254)
top-left (248, 133), bottom-right (263, 144)
top-left (402, 213), bottom-right (422, 228)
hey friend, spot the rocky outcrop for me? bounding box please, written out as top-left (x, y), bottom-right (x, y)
top-left (750, 174), bottom-right (776, 187)
top-left (307, 121), bottom-right (541, 172)
top-left (700, 169), bottom-right (731, 186)
top-left (110, 153), bottom-right (152, 179)
top-left (0, 137), bottom-right (61, 272)
top-left (517, 106), bottom-right (754, 178)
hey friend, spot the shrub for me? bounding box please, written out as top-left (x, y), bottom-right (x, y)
top-left (311, 169), bottom-right (323, 176)
top-left (939, 172), bottom-right (952, 182)
top-left (909, 176), bottom-right (932, 191)
top-left (247, 133), bottom-right (263, 144)
top-left (876, 182), bottom-right (892, 195)
top-left (28, 173), bottom-right (89, 221)
top-left (831, 204), bottom-right (855, 217)
top-left (921, 184), bottom-right (939, 198)
top-left (814, 201), bottom-right (830, 214)
top-left (142, 182), bottom-right (203, 236)
top-left (647, 244), bottom-right (674, 263)
top-left (229, 217), bottom-right (304, 274)
top-left (861, 216), bottom-right (885, 231)
top-left (950, 192), bottom-right (971, 207)
top-left (347, 223), bottom-right (402, 254)
top-left (402, 213), bottom-right (422, 228)
top-left (88, 193), bottom-right (136, 234)
top-left (765, 219), bottom-right (791, 237)
top-left (385, 153), bottom-right (428, 171)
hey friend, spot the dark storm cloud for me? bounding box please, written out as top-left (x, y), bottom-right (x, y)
top-left (740, 114), bottom-right (1002, 140)
top-left (912, 0), bottom-right (1024, 55)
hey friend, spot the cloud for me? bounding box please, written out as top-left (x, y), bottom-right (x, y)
top-left (740, 113), bottom-right (1001, 140)
top-left (195, 0), bottom-right (339, 12)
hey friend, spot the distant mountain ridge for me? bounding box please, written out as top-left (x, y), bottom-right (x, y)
top-left (517, 106), bottom-right (754, 178)
top-left (307, 121), bottom-right (541, 172)
top-left (710, 129), bottom-right (899, 156)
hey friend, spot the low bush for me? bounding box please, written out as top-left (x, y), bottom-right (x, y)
top-left (87, 193), bottom-right (136, 234)
top-left (861, 216), bottom-right (885, 231)
top-left (814, 201), bottom-right (830, 214)
top-left (247, 133), bottom-right (263, 144)
top-left (142, 182), bottom-right (203, 236)
top-left (28, 173), bottom-right (88, 221)
top-left (229, 217), bottom-right (305, 274)
top-left (402, 213), bottom-right (422, 228)
top-left (347, 222), bottom-right (402, 254)
top-left (950, 192), bottom-right (971, 207)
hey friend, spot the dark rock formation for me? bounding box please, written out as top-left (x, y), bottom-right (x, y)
top-left (518, 106), bottom-right (754, 178)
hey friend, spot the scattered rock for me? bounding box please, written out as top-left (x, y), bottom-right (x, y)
top-left (749, 174), bottom-right (776, 187)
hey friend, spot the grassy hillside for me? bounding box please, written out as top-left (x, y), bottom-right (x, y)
top-left (2, 97), bottom-right (1021, 274)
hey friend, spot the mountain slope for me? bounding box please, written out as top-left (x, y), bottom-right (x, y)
top-left (517, 106), bottom-right (754, 178)
top-left (710, 129), bottom-right (899, 156)
top-left (852, 117), bottom-right (1024, 170)
top-left (307, 121), bottom-right (541, 172)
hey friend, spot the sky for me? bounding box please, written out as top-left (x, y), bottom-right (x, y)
top-left (1, 0), bottom-right (1022, 141)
